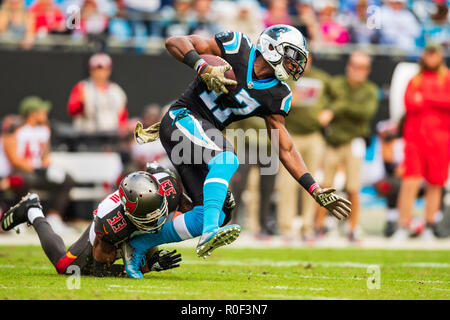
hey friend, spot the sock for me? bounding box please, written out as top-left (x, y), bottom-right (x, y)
top-left (202, 151), bottom-right (239, 234)
top-left (28, 207), bottom-right (44, 224)
top-left (130, 218), bottom-right (183, 254)
top-left (386, 209), bottom-right (398, 222)
top-left (182, 206), bottom-right (226, 237)
top-left (32, 217), bottom-right (67, 266)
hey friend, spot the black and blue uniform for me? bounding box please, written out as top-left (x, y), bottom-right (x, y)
top-left (160, 31), bottom-right (293, 206)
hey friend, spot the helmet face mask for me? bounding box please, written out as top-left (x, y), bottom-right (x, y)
top-left (257, 25), bottom-right (309, 81)
top-left (124, 196), bottom-right (168, 233)
top-left (119, 171), bottom-right (169, 233)
top-left (280, 45), bottom-right (308, 81)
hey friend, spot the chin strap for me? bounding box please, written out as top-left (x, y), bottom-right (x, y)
top-left (274, 63), bottom-right (289, 81)
top-left (134, 121), bottom-right (161, 144)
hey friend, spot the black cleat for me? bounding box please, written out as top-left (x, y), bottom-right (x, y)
top-left (384, 221), bottom-right (398, 238)
top-left (1, 193), bottom-right (42, 231)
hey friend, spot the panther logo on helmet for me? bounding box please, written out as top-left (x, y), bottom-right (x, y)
top-left (267, 26), bottom-right (289, 40)
top-left (256, 24), bottom-right (309, 81)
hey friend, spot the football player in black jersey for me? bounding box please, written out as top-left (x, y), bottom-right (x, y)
top-left (0, 163), bottom-right (235, 278)
top-left (126, 25), bottom-right (352, 278)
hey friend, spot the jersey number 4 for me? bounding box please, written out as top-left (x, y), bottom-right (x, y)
top-left (200, 89), bottom-right (260, 123)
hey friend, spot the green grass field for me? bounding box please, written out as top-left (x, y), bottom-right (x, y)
top-left (0, 245), bottom-right (448, 300)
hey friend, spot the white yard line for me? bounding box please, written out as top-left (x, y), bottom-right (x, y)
top-left (264, 293), bottom-right (351, 300)
top-left (182, 259), bottom-right (450, 269)
top-left (1, 230), bottom-right (450, 249)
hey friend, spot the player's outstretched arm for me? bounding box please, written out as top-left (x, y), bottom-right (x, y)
top-left (264, 114), bottom-right (351, 220)
top-left (165, 35), bottom-right (237, 94)
top-left (92, 237), bottom-right (117, 277)
top-left (165, 34), bottom-right (221, 61)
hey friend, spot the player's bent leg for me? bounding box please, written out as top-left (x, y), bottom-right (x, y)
top-left (0, 193), bottom-right (68, 271)
top-left (202, 151), bottom-right (240, 234)
top-left (125, 206), bottom-right (227, 278)
top-left (198, 151), bottom-right (241, 258)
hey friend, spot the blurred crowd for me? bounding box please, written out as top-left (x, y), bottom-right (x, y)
top-left (0, 0), bottom-right (449, 53)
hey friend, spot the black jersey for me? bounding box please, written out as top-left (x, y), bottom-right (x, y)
top-left (172, 31), bottom-right (292, 130)
top-left (92, 172), bottom-right (182, 246)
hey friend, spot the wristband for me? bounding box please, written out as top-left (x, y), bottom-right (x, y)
top-left (298, 173), bottom-right (319, 194)
top-left (183, 50), bottom-right (208, 74)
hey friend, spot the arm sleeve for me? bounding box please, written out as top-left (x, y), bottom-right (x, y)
top-left (67, 82), bottom-right (85, 117)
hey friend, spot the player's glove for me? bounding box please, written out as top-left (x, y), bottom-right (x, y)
top-left (134, 121), bottom-right (161, 144)
top-left (200, 64), bottom-right (237, 94)
top-left (147, 249), bottom-right (182, 272)
top-left (312, 187), bottom-right (352, 220)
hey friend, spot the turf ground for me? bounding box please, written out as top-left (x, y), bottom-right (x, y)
top-left (0, 245), bottom-right (448, 300)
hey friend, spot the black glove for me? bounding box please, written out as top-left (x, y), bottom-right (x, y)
top-left (148, 249), bottom-right (182, 272)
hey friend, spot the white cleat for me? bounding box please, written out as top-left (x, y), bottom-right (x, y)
top-left (196, 224), bottom-right (241, 258)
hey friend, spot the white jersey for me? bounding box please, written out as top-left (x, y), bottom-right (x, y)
top-left (74, 80), bottom-right (127, 132)
top-left (0, 137), bottom-right (12, 177)
top-left (15, 124), bottom-right (50, 169)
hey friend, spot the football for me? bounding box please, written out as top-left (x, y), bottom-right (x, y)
top-left (200, 54), bottom-right (237, 91)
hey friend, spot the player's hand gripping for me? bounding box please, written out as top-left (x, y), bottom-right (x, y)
top-left (200, 64), bottom-right (237, 94)
top-left (148, 249), bottom-right (182, 272)
top-left (312, 188), bottom-right (352, 220)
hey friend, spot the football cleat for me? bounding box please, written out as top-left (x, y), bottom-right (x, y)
top-left (121, 242), bottom-right (145, 279)
top-left (196, 224), bottom-right (241, 259)
top-left (1, 193), bottom-right (42, 232)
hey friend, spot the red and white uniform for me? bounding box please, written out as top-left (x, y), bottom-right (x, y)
top-left (15, 124), bottom-right (50, 169)
top-left (67, 80), bottom-right (128, 132)
top-left (402, 69), bottom-right (450, 185)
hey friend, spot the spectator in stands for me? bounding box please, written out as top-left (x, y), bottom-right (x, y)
top-left (422, 1), bottom-right (449, 48)
top-left (123, 0), bottom-right (161, 38)
top-left (218, 0), bottom-right (263, 43)
top-left (77, 0), bottom-right (109, 37)
top-left (276, 54), bottom-right (330, 243)
top-left (3, 96), bottom-right (75, 234)
top-left (379, 0), bottom-right (422, 53)
top-left (346, 0), bottom-right (380, 45)
top-left (159, 0), bottom-right (195, 38)
top-left (394, 43), bottom-right (450, 240)
top-left (188, 0), bottom-right (219, 37)
top-left (263, 0), bottom-right (291, 28)
top-left (0, 0), bottom-right (35, 48)
top-left (316, 0), bottom-right (350, 45)
top-left (316, 51), bottom-right (379, 243)
top-left (292, 0), bottom-right (320, 41)
top-left (28, 0), bottom-right (66, 36)
top-left (67, 52), bottom-right (128, 133)
top-left (108, 0), bottom-right (132, 43)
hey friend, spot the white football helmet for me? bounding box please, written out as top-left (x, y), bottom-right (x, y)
top-left (256, 25), bottom-right (309, 81)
